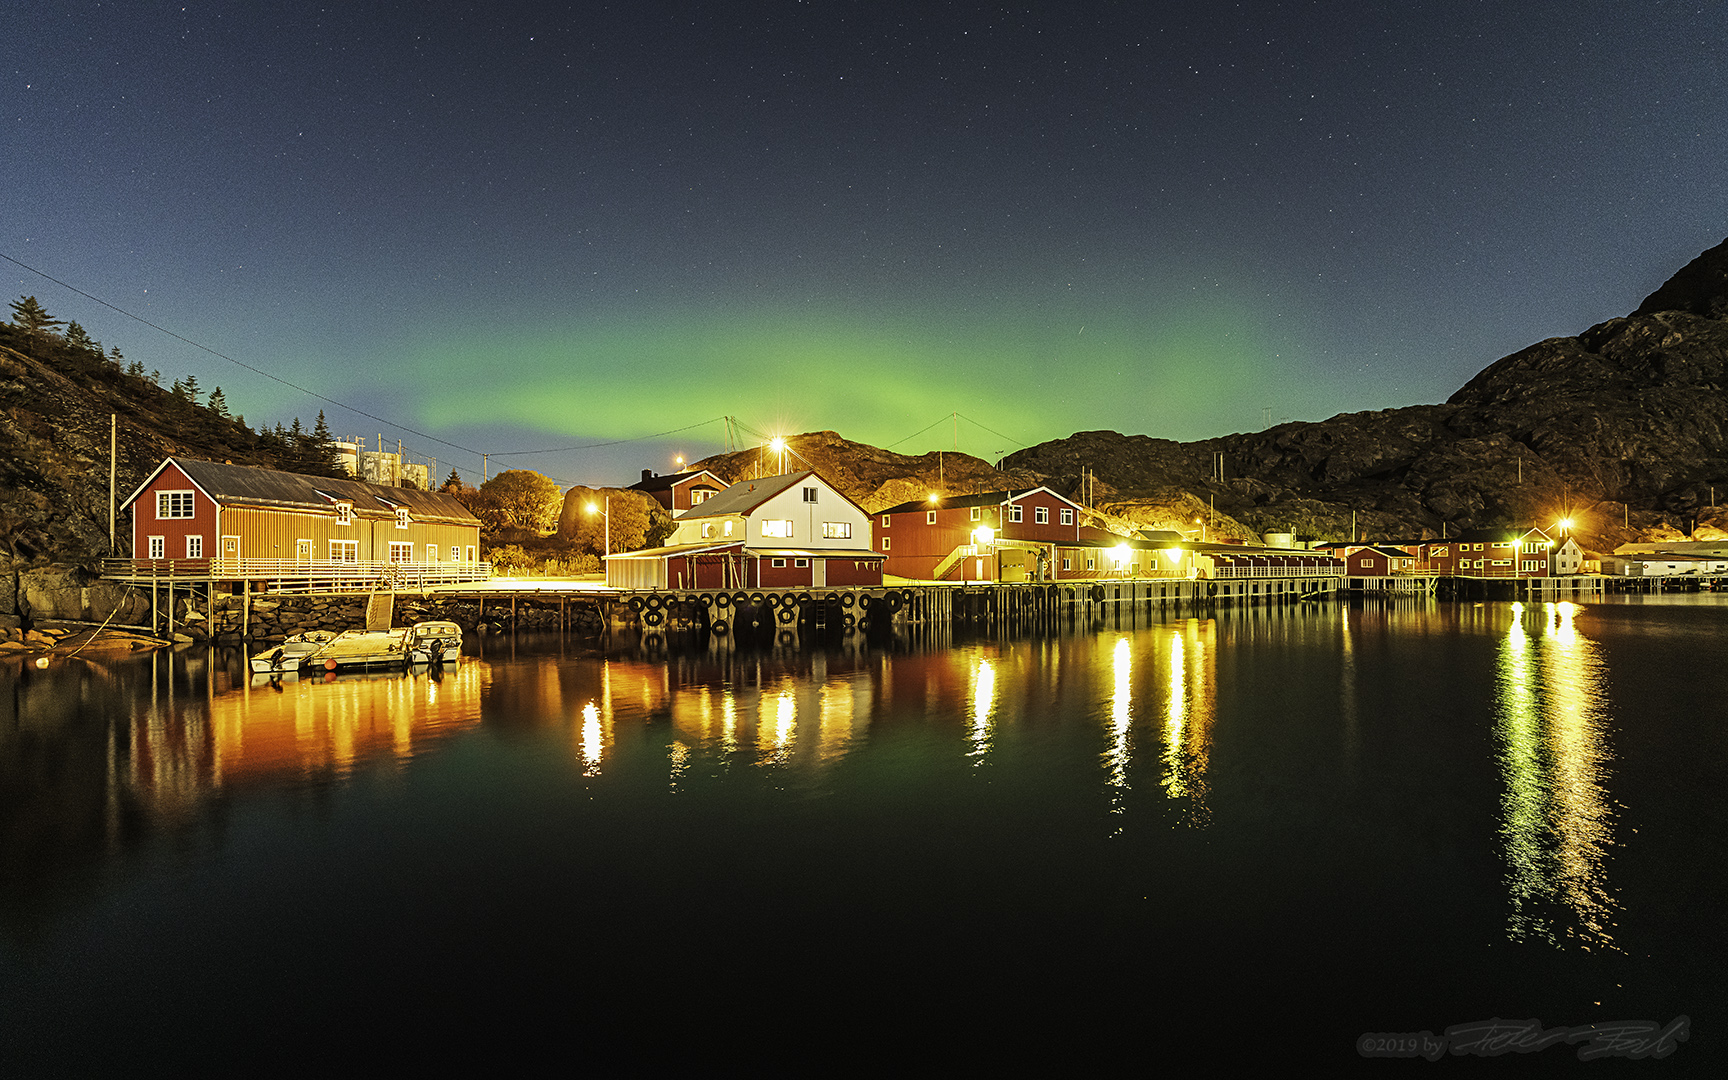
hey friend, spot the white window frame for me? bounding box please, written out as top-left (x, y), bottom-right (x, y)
top-left (335, 502), bottom-right (353, 526)
top-left (771, 558), bottom-right (786, 568)
top-left (926, 510), bottom-right (936, 524)
top-left (690, 488), bottom-right (712, 504)
top-left (395, 507), bottom-right (411, 529)
top-left (185, 535), bottom-right (203, 558)
top-left (1009, 505), bottom-right (1023, 523)
top-left (1060, 509), bottom-right (1074, 526)
top-left (388, 542), bottom-right (413, 563)
top-left (881, 537), bottom-right (890, 551)
top-left (802, 487), bottom-right (818, 503)
top-left (466, 545), bottom-right (476, 562)
top-left (148, 535), bottom-right (165, 559)
top-left (970, 506), bottom-right (981, 521)
top-left (1062, 556), bottom-right (1071, 571)
top-left (156, 490), bottom-right (195, 519)
top-left (822, 522), bottom-right (851, 539)
top-left (881, 514), bottom-right (891, 528)
top-left (451, 545), bottom-right (461, 562)
top-left (331, 539), bottom-right (358, 563)
top-left (761, 519), bottom-right (792, 538)
top-left (794, 558), bottom-right (809, 568)
top-left (1035, 506), bottom-right (1049, 525)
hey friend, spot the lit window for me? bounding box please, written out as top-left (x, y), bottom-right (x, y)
top-left (331, 539), bottom-right (358, 562)
top-left (723, 520), bottom-right (733, 537)
top-left (691, 488), bottom-right (712, 504)
top-left (1062, 557), bottom-right (1071, 571)
top-left (148, 535), bottom-right (165, 559)
top-left (1035, 506), bottom-right (1048, 524)
top-left (389, 542), bottom-right (412, 563)
top-left (702, 522), bottom-right (715, 538)
top-left (761, 519), bottom-right (792, 538)
top-left (822, 522), bottom-right (851, 539)
top-left (186, 535), bottom-right (203, 558)
top-left (156, 490), bottom-right (194, 519)
top-left (1009, 505), bottom-right (1023, 523)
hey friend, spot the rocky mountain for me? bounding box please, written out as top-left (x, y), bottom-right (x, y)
top-left (1002, 237), bottom-right (1728, 550)
top-left (690, 430), bottom-right (1041, 515)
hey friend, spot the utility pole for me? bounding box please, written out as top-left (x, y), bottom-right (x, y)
top-left (108, 413), bottom-right (117, 552)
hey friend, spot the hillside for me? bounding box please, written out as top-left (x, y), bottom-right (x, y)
top-left (1003, 238), bottom-right (1728, 549)
top-left (0, 321), bottom-right (339, 563)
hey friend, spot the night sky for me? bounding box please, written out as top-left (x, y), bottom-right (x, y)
top-left (7, 1), bottom-right (1725, 487)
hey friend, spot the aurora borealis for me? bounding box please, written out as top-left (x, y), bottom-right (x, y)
top-left (7, 1), bottom-right (1726, 486)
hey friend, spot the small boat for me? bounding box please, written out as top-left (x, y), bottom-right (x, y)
top-left (303, 628), bottom-right (413, 671)
top-left (406, 620), bottom-right (463, 666)
top-left (249, 630), bottom-right (337, 674)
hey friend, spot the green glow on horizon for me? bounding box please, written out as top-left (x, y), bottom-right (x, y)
top-left (399, 294), bottom-right (1318, 452)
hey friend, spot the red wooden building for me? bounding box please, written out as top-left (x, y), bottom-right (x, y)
top-left (627, 468), bottom-right (728, 513)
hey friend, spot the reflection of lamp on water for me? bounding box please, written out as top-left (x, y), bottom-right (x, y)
top-left (585, 496), bottom-right (610, 557)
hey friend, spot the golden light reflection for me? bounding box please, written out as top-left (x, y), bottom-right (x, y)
top-left (581, 701), bottom-right (603, 774)
top-left (1104, 638), bottom-right (1132, 794)
top-left (1158, 619), bottom-right (1215, 825)
top-left (969, 656), bottom-right (997, 762)
top-left (1494, 601), bottom-right (1618, 951)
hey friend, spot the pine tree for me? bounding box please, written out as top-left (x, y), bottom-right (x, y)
top-left (125, 360), bottom-right (144, 378)
top-left (208, 386), bottom-right (231, 418)
top-left (442, 468), bottom-right (465, 492)
top-left (9, 296), bottom-right (65, 345)
top-left (109, 346), bottom-right (124, 365)
top-left (181, 374), bottom-right (202, 405)
top-left (63, 321), bottom-right (100, 356)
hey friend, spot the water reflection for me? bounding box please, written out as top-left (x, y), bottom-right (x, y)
top-left (1494, 601), bottom-right (1618, 951)
top-left (1158, 620), bottom-right (1215, 825)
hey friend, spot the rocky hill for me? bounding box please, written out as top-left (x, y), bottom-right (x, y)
top-left (690, 430), bottom-right (1041, 514)
top-left (1002, 238), bottom-right (1728, 550)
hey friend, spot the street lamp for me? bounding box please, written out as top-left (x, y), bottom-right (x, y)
top-left (769, 436), bottom-right (786, 474)
top-left (585, 496), bottom-right (610, 558)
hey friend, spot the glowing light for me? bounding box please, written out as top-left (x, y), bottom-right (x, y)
top-left (927, 492), bottom-right (940, 503)
top-left (1557, 518), bottom-right (1573, 533)
top-left (973, 525), bottom-right (995, 546)
top-left (1163, 547), bottom-right (1183, 564)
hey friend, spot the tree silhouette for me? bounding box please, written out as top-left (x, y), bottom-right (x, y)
top-left (9, 296), bottom-right (64, 346)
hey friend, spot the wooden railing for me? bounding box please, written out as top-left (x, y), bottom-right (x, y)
top-left (1209, 563), bottom-right (1343, 579)
top-left (102, 558), bottom-right (493, 590)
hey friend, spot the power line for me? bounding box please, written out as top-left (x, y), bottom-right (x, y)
top-left (1, 250), bottom-right (490, 465)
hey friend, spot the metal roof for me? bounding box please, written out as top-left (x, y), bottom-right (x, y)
top-left (128, 457), bottom-right (481, 525)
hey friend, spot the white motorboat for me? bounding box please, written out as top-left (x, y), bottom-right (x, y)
top-left (249, 630), bottom-right (337, 674)
top-left (406, 620), bottom-right (463, 666)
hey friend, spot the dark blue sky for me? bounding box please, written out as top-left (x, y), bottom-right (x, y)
top-left (7, 1), bottom-right (1725, 486)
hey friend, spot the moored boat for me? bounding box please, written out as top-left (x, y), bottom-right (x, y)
top-left (249, 630), bottom-right (337, 674)
top-left (406, 620), bottom-right (463, 666)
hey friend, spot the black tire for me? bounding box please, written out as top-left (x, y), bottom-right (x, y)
top-left (646, 594), bottom-right (663, 610)
top-left (843, 613), bottom-right (855, 628)
top-left (733, 592), bottom-right (748, 608)
top-left (750, 592), bottom-right (765, 605)
top-left (887, 592), bottom-right (903, 611)
top-left (858, 594), bottom-right (872, 609)
top-left (712, 619), bottom-right (728, 635)
top-left (796, 592), bottom-right (812, 606)
top-left (1090, 585), bottom-right (1105, 602)
top-left (901, 589), bottom-right (915, 604)
top-left (628, 596), bottom-right (645, 612)
top-left (822, 593), bottom-right (838, 606)
top-left (644, 611), bottom-right (662, 626)
top-left (715, 593), bottom-right (731, 608)
top-left (841, 593), bottom-right (855, 608)
top-left (778, 608), bottom-right (796, 624)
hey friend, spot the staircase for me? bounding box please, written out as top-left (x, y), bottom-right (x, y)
top-left (365, 590), bottom-right (394, 630)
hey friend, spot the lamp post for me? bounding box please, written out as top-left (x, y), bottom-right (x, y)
top-left (586, 496), bottom-right (610, 558)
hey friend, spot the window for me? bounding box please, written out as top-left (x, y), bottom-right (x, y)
top-left (761, 519), bottom-right (792, 538)
top-left (335, 502), bottom-right (353, 526)
top-left (1086, 556), bottom-right (1095, 570)
top-left (186, 535), bottom-right (203, 558)
top-left (822, 522), bottom-right (851, 539)
top-left (1009, 505), bottom-right (1023, 523)
top-left (926, 511), bottom-right (936, 524)
top-left (389, 542), bottom-right (413, 563)
top-left (723, 520), bottom-right (733, 537)
top-left (148, 535), bottom-right (165, 559)
top-left (701, 521), bottom-right (715, 538)
top-left (970, 506), bottom-right (981, 521)
top-left (331, 539), bottom-right (358, 562)
top-left (771, 558), bottom-right (786, 568)
top-left (881, 537), bottom-right (891, 551)
top-left (802, 487), bottom-right (818, 503)
top-left (794, 558), bottom-right (809, 568)
top-left (882, 514), bottom-right (891, 528)
top-left (156, 490), bottom-right (194, 519)
top-left (1035, 506), bottom-right (1048, 524)
top-left (395, 507), bottom-right (411, 529)
top-left (1059, 509), bottom-right (1074, 526)
top-left (451, 545), bottom-right (461, 562)
top-left (691, 488), bottom-right (712, 504)
top-left (1062, 557), bottom-right (1071, 571)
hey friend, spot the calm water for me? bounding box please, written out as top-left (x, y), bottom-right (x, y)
top-left (2, 597), bottom-right (1723, 1072)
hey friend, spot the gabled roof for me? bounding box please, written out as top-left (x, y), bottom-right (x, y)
top-left (122, 457), bottom-right (481, 526)
top-left (1452, 526), bottom-right (1552, 544)
top-left (675, 470), bottom-right (872, 522)
top-left (879, 486), bottom-right (1086, 517)
top-left (627, 468), bottom-right (726, 495)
